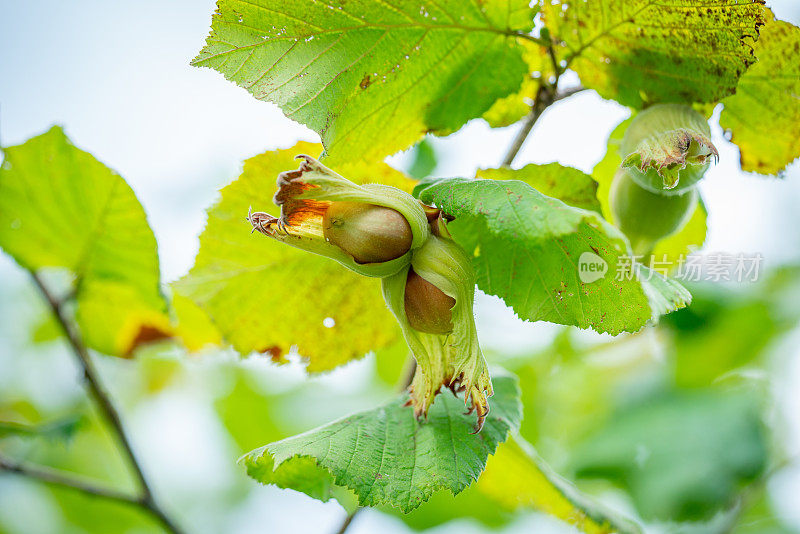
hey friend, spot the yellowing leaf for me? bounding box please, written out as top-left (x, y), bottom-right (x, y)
top-left (170, 292), bottom-right (222, 352)
top-left (720, 19), bottom-right (800, 174)
top-left (543, 1), bottom-right (767, 108)
top-left (192, 0), bottom-right (538, 165)
top-left (478, 438), bottom-right (641, 534)
top-left (482, 40), bottom-right (549, 128)
top-left (0, 126), bottom-right (169, 357)
top-left (173, 142), bottom-right (404, 372)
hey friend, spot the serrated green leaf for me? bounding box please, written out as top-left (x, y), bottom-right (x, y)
top-left (593, 118), bottom-right (707, 266)
top-left (386, 482), bottom-right (512, 531)
top-left (389, 436), bottom-right (642, 533)
top-left (572, 390), bottom-right (767, 522)
top-left (476, 163), bottom-right (602, 212)
top-left (720, 19), bottom-right (800, 174)
top-left (543, 1), bottom-right (767, 108)
top-left (0, 126), bottom-right (169, 357)
top-left (241, 374), bottom-right (521, 512)
top-left (415, 177), bottom-right (690, 335)
top-left (173, 142), bottom-right (405, 372)
top-left (192, 0), bottom-right (538, 165)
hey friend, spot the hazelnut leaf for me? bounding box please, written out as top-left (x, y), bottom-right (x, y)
top-left (542, 0), bottom-right (767, 108)
top-left (192, 0), bottom-right (538, 165)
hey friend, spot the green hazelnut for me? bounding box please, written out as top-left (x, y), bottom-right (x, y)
top-left (323, 201), bottom-right (413, 264)
top-left (403, 268), bottom-right (455, 335)
top-left (610, 168), bottom-right (698, 256)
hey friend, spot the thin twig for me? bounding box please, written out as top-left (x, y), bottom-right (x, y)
top-left (25, 272), bottom-right (186, 534)
top-left (554, 85), bottom-right (586, 101)
top-left (501, 36), bottom-right (568, 168)
top-left (0, 453), bottom-right (140, 505)
top-left (29, 273), bottom-right (150, 496)
top-left (332, 508), bottom-right (361, 534)
top-left (515, 33), bottom-right (549, 47)
top-left (501, 85), bottom-right (555, 167)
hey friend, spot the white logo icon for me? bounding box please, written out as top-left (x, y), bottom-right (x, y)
top-left (578, 252), bottom-right (608, 283)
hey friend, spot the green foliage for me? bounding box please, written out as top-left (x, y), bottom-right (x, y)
top-left (664, 267), bottom-right (800, 388)
top-left (572, 390), bottom-right (767, 522)
top-left (0, 126), bottom-right (169, 357)
top-left (415, 176), bottom-right (690, 335)
top-left (174, 142), bottom-right (405, 372)
top-left (593, 118), bottom-right (708, 264)
top-left (729, 491), bottom-right (800, 534)
top-left (406, 138), bottom-right (438, 180)
top-left (476, 163), bottom-right (601, 212)
top-left (388, 481), bottom-right (511, 531)
top-left (3, 2), bottom-right (797, 533)
top-left (0, 416), bottom-right (82, 442)
top-left (478, 438), bottom-right (642, 534)
top-left (241, 375), bottom-right (521, 512)
top-left (391, 435), bottom-right (644, 533)
top-left (720, 19), bottom-right (800, 174)
top-left (543, 0), bottom-right (767, 108)
top-left (482, 40), bottom-right (549, 127)
top-left (193, 0), bottom-right (538, 165)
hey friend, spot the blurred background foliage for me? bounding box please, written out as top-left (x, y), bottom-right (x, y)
top-left (2, 1), bottom-right (800, 533)
top-left (2, 255), bottom-right (799, 533)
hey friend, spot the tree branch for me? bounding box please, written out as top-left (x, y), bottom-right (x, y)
top-left (332, 508), bottom-right (361, 534)
top-left (501, 35), bottom-right (567, 168)
top-left (25, 272), bottom-right (186, 534)
top-left (0, 453), bottom-right (140, 504)
top-left (555, 85), bottom-right (586, 101)
top-left (501, 85), bottom-right (555, 167)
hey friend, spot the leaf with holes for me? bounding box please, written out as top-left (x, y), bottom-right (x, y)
top-left (415, 176), bottom-right (691, 335)
top-left (241, 374), bottom-right (521, 512)
top-left (173, 142), bottom-right (407, 372)
top-left (0, 126), bottom-right (169, 357)
top-left (543, 0), bottom-right (767, 108)
top-left (720, 18), bottom-right (800, 175)
top-left (192, 0), bottom-right (539, 165)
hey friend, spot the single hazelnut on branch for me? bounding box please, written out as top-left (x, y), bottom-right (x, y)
top-left (403, 268), bottom-right (455, 335)
top-left (323, 201), bottom-right (413, 264)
